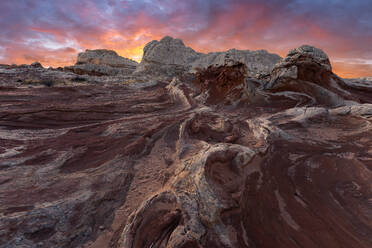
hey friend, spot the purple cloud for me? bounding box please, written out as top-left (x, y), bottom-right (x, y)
top-left (0, 0), bottom-right (371, 77)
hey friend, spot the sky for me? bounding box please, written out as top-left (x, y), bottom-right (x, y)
top-left (0, 0), bottom-right (371, 78)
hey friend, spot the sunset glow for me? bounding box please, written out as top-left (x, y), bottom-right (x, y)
top-left (1, 0), bottom-right (371, 78)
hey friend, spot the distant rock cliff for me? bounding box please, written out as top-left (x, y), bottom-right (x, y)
top-left (62, 36), bottom-right (281, 79)
top-left (65, 49), bottom-right (138, 76)
top-left (135, 36), bottom-right (202, 76)
top-left (191, 48), bottom-right (281, 78)
top-left (76, 49), bottom-right (138, 68)
top-left (269, 45), bottom-right (332, 85)
top-left (136, 36), bottom-right (281, 78)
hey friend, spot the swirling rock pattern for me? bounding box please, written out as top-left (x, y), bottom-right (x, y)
top-left (0, 44), bottom-right (371, 248)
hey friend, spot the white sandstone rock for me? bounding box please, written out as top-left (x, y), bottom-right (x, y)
top-left (66, 49), bottom-right (138, 76)
top-left (136, 36), bottom-right (282, 78)
top-left (191, 48), bottom-right (281, 77)
top-left (77, 49), bottom-right (138, 68)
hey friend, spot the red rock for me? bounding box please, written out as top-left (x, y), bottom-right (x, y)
top-left (0, 45), bottom-right (371, 248)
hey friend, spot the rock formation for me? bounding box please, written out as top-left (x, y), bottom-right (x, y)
top-left (265, 45), bottom-right (367, 106)
top-left (54, 36), bottom-right (281, 79)
top-left (193, 62), bottom-right (261, 105)
top-left (30, 62), bottom-right (43, 68)
top-left (135, 36), bottom-right (202, 76)
top-left (65, 49), bottom-right (138, 76)
top-left (191, 48), bottom-right (281, 78)
top-left (0, 43), bottom-right (371, 248)
top-left (136, 36), bottom-right (281, 78)
top-left (76, 49), bottom-right (138, 68)
top-left (269, 45), bottom-right (332, 85)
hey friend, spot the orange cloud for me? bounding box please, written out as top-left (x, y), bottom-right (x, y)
top-left (0, 0), bottom-right (371, 78)
top-left (332, 61), bottom-right (372, 78)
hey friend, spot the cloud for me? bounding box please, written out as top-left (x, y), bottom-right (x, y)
top-left (333, 62), bottom-right (372, 78)
top-left (0, 0), bottom-right (371, 77)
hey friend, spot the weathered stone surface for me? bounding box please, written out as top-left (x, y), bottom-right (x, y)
top-left (0, 75), bottom-right (178, 248)
top-left (65, 49), bottom-right (138, 76)
top-left (136, 36), bottom-right (281, 78)
top-left (64, 63), bottom-right (133, 76)
top-left (193, 62), bottom-right (262, 105)
top-left (76, 49), bottom-right (138, 68)
top-left (265, 45), bottom-right (369, 107)
top-left (64, 37), bottom-right (281, 78)
top-left (191, 48), bottom-right (282, 78)
top-left (30, 62), bottom-right (43, 68)
top-left (288, 45), bottom-right (331, 70)
top-left (269, 45), bottom-right (332, 84)
top-left (135, 36), bottom-right (201, 76)
top-left (0, 44), bottom-right (371, 248)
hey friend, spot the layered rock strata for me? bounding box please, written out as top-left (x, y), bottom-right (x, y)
top-left (0, 44), bottom-right (371, 248)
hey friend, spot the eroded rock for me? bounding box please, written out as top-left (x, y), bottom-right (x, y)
top-left (0, 43), bottom-right (371, 248)
top-left (269, 45), bottom-right (332, 86)
top-left (135, 36), bottom-right (201, 77)
top-left (65, 49), bottom-right (138, 76)
top-left (135, 36), bottom-right (281, 79)
top-left (193, 62), bottom-right (261, 105)
top-left (30, 62), bottom-right (43, 68)
top-left (265, 45), bottom-right (371, 107)
top-left (191, 48), bottom-right (281, 78)
top-left (76, 49), bottom-right (138, 68)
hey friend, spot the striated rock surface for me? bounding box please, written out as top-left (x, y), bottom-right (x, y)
top-left (191, 48), bottom-right (281, 78)
top-left (65, 49), bottom-right (138, 76)
top-left (0, 44), bottom-right (372, 248)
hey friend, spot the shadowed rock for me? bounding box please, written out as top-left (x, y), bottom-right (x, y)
top-left (269, 45), bottom-right (332, 85)
top-left (193, 62), bottom-right (260, 105)
top-left (30, 62), bottom-right (43, 68)
top-left (265, 45), bottom-right (371, 107)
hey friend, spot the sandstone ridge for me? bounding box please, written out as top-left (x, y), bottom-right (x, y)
top-left (65, 49), bottom-right (138, 76)
top-left (136, 36), bottom-right (282, 78)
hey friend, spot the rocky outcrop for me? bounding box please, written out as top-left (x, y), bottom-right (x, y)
top-left (0, 44), bottom-right (371, 248)
top-left (65, 49), bottom-right (138, 76)
top-left (64, 37), bottom-right (280, 79)
top-left (76, 49), bottom-right (138, 68)
top-left (191, 48), bottom-right (281, 78)
top-left (265, 45), bottom-right (367, 106)
top-left (30, 62), bottom-right (43, 68)
top-left (193, 62), bottom-right (262, 105)
top-left (346, 77), bottom-right (372, 87)
top-left (135, 36), bottom-right (201, 76)
top-left (136, 36), bottom-right (281, 78)
top-left (269, 45), bottom-right (332, 85)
